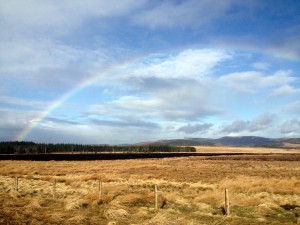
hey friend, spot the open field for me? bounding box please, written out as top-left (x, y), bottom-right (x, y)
top-left (194, 146), bottom-right (300, 153)
top-left (0, 152), bottom-right (300, 224)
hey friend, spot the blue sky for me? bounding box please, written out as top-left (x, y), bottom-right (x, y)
top-left (0, 0), bottom-right (300, 144)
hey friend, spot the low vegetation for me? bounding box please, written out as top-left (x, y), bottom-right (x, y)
top-left (0, 152), bottom-right (299, 224)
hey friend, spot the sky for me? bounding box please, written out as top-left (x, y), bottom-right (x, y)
top-left (0, 0), bottom-right (300, 144)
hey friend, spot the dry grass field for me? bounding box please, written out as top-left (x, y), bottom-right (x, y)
top-left (0, 149), bottom-right (300, 224)
top-left (194, 145), bottom-right (300, 153)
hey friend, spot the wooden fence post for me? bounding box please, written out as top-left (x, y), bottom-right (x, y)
top-left (98, 180), bottom-right (103, 199)
top-left (154, 185), bottom-right (158, 210)
top-left (53, 180), bottom-right (56, 199)
top-left (15, 177), bottom-right (19, 192)
top-left (225, 188), bottom-right (230, 216)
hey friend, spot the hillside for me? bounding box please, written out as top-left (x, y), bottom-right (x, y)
top-left (136, 139), bottom-right (215, 147)
top-left (141, 136), bottom-right (300, 148)
top-left (212, 136), bottom-right (277, 146)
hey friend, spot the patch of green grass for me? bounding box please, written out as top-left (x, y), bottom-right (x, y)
top-left (231, 205), bottom-right (257, 218)
top-left (264, 207), bottom-right (299, 224)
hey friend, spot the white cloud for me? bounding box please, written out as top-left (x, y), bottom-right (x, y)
top-left (86, 49), bottom-right (230, 124)
top-left (0, 39), bottom-right (80, 73)
top-left (0, 95), bottom-right (46, 108)
top-left (0, 37), bottom-right (117, 88)
top-left (262, 70), bottom-right (295, 86)
top-left (0, 0), bottom-right (146, 37)
top-left (0, 0), bottom-right (148, 89)
top-left (124, 49), bottom-right (230, 80)
top-left (219, 70), bottom-right (296, 93)
top-left (219, 71), bottom-right (263, 93)
top-left (88, 96), bottom-right (160, 114)
top-left (86, 49), bottom-right (300, 138)
top-left (269, 84), bottom-right (300, 98)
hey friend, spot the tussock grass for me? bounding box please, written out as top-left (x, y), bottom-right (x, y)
top-left (145, 209), bottom-right (181, 225)
top-left (219, 175), bottom-right (300, 194)
top-left (104, 208), bottom-right (129, 220)
top-left (0, 153), bottom-right (299, 224)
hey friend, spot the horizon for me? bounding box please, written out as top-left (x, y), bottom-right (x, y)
top-left (2, 135), bottom-right (299, 146)
top-left (1, 1), bottom-right (300, 144)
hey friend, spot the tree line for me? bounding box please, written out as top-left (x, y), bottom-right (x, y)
top-left (0, 141), bottom-right (196, 154)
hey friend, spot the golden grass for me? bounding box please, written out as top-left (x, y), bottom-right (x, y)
top-left (194, 145), bottom-right (300, 153)
top-left (0, 152), bottom-right (299, 224)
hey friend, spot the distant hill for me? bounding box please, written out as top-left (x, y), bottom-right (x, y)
top-left (136, 139), bottom-right (215, 146)
top-left (279, 138), bottom-right (300, 144)
top-left (212, 136), bottom-right (277, 146)
top-left (138, 136), bottom-right (300, 147)
top-left (165, 139), bottom-right (215, 146)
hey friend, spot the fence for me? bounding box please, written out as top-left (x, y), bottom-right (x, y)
top-left (8, 176), bottom-right (231, 216)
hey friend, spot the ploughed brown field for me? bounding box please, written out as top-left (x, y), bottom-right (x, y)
top-left (0, 147), bottom-right (299, 224)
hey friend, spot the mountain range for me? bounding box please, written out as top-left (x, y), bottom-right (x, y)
top-left (137, 136), bottom-right (300, 148)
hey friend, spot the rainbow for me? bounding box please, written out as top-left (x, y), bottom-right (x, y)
top-left (16, 53), bottom-right (146, 141)
top-left (16, 47), bottom-right (299, 141)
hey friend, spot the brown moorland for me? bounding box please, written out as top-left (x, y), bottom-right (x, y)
top-left (0, 148), bottom-right (299, 224)
top-left (194, 145), bottom-right (300, 153)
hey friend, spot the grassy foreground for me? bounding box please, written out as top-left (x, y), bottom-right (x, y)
top-left (0, 154), bottom-right (299, 224)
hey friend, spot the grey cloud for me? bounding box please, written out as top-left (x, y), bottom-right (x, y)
top-left (127, 76), bottom-right (177, 92)
top-left (0, 109), bottom-right (33, 141)
top-left (177, 123), bottom-right (213, 134)
top-left (88, 76), bottom-right (225, 123)
top-left (23, 126), bottom-right (97, 144)
top-left (90, 118), bottom-right (159, 129)
top-left (248, 114), bottom-right (276, 132)
top-left (222, 120), bottom-right (249, 133)
top-left (222, 114), bottom-right (276, 133)
top-left (26, 121), bottom-right (161, 145)
top-left (151, 80), bottom-right (225, 120)
top-left (44, 117), bottom-right (81, 125)
top-left (90, 49), bottom-right (230, 123)
top-left (132, 76), bottom-right (225, 118)
top-left (0, 124), bottom-right (23, 141)
top-left (30, 66), bottom-right (90, 88)
top-left (280, 119), bottom-right (300, 135)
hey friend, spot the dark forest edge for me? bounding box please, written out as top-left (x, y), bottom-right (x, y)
top-left (0, 141), bottom-right (196, 154)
